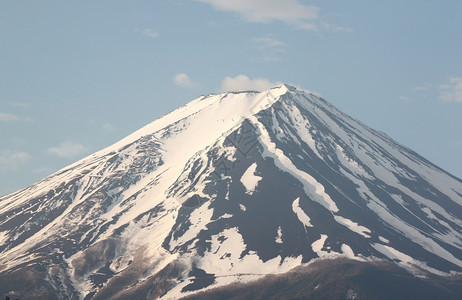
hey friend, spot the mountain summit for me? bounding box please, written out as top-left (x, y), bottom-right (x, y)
top-left (1, 85), bottom-right (462, 299)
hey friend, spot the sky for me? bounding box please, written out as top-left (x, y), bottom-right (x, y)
top-left (1, 1), bottom-right (462, 196)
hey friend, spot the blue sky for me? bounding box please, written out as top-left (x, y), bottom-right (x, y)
top-left (1, 0), bottom-right (462, 196)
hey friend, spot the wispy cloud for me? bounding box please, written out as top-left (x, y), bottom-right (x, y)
top-left (220, 74), bottom-right (279, 92)
top-left (0, 113), bottom-right (21, 122)
top-left (10, 102), bottom-right (30, 108)
top-left (412, 85), bottom-right (430, 92)
top-left (135, 28), bottom-right (160, 38)
top-left (439, 77), bottom-right (462, 102)
top-left (0, 112), bottom-right (32, 122)
top-left (400, 78), bottom-right (462, 102)
top-left (173, 73), bottom-right (200, 88)
top-left (194, 0), bottom-right (320, 30)
top-left (397, 96), bottom-right (411, 101)
top-left (45, 141), bottom-right (89, 159)
top-left (320, 21), bottom-right (354, 33)
top-left (0, 151), bottom-right (31, 171)
top-left (251, 36), bottom-right (286, 61)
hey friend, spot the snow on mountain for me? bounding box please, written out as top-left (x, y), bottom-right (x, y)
top-left (0, 84), bottom-right (462, 299)
top-left (240, 163), bottom-right (262, 195)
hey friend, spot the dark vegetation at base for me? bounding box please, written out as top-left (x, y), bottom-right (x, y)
top-left (182, 259), bottom-right (462, 300)
top-left (0, 260), bottom-right (184, 300)
top-left (0, 268), bottom-right (64, 300)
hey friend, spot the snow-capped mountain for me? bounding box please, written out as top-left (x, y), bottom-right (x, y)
top-left (1, 84), bottom-right (462, 299)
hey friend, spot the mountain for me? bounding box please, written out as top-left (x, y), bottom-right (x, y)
top-left (1, 84), bottom-right (462, 299)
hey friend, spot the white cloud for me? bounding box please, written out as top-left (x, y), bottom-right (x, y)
top-left (0, 113), bottom-right (20, 122)
top-left (0, 151), bottom-right (31, 171)
top-left (439, 77), bottom-right (462, 102)
top-left (251, 36), bottom-right (286, 61)
top-left (0, 113), bottom-right (32, 122)
top-left (220, 74), bottom-right (279, 92)
top-left (46, 141), bottom-right (89, 159)
top-left (252, 37), bottom-right (285, 48)
top-left (412, 85), bottom-right (430, 92)
top-left (173, 73), bottom-right (200, 88)
top-left (10, 102), bottom-right (30, 108)
top-left (397, 96), bottom-right (411, 101)
top-left (135, 28), bottom-right (160, 38)
top-left (320, 22), bottom-right (355, 33)
top-left (194, 0), bottom-right (319, 30)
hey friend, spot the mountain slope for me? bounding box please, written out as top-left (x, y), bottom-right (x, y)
top-left (1, 84), bottom-right (461, 299)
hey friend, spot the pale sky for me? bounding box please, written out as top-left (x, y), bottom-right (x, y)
top-left (1, 1), bottom-right (462, 196)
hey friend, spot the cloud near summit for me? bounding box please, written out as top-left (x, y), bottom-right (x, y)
top-left (220, 75), bottom-right (279, 92)
top-left (173, 73), bottom-right (200, 88)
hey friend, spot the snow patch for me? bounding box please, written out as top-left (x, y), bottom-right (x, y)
top-left (275, 226), bottom-right (283, 244)
top-left (378, 236), bottom-right (390, 244)
top-left (334, 215), bottom-right (371, 238)
top-left (341, 244), bottom-right (355, 259)
top-left (0, 230), bottom-right (9, 244)
top-left (292, 198), bottom-right (313, 228)
top-left (372, 243), bottom-right (414, 264)
top-left (311, 234), bottom-right (341, 258)
top-left (220, 213), bottom-right (233, 219)
top-left (240, 163), bottom-right (262, 195)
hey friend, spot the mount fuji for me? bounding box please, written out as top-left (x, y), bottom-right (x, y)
top-left (1, 84), bottom-right (462, 299)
